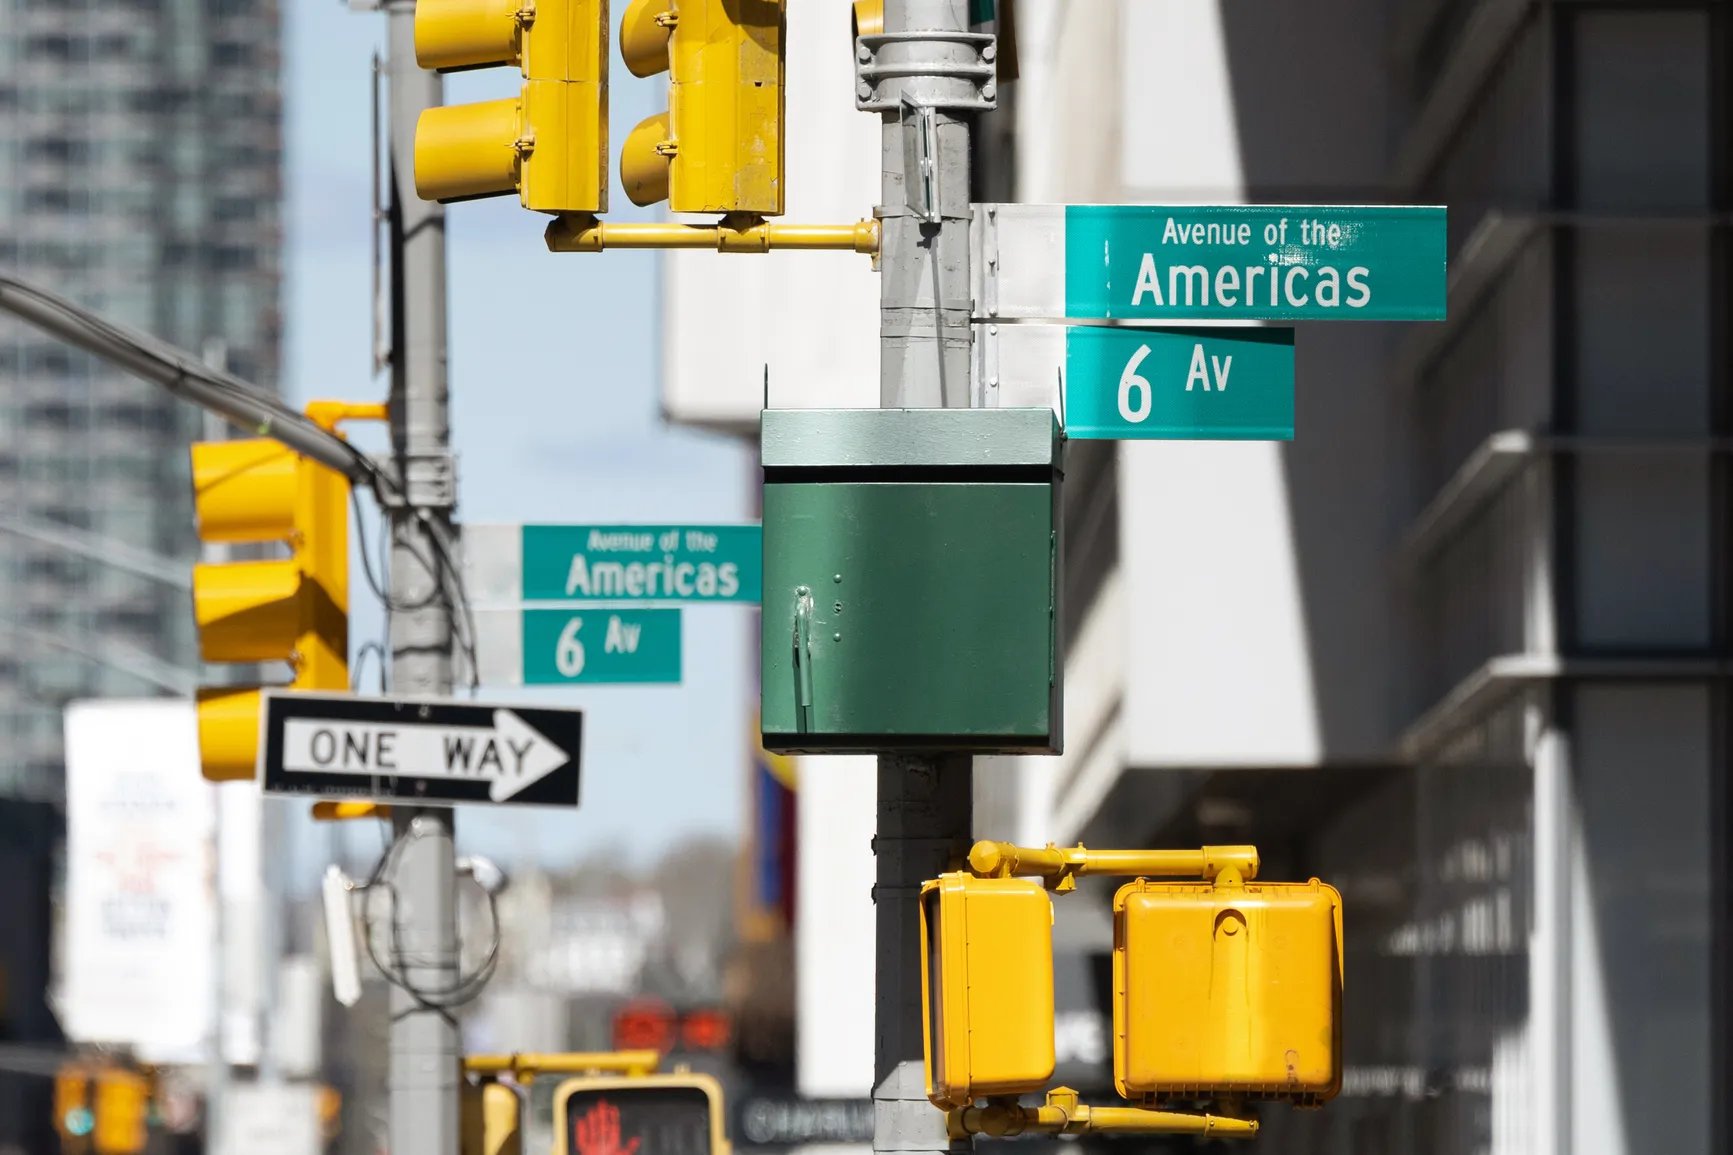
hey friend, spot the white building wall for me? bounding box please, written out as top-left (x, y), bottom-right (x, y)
top-left (1015, 0), bottom-right (1330, 780)
top-left (794, 756), bottom-right (877, 1098)
top-left (659, 0), bottom-right (882, 1107)
top-left (661, 0), bottom-right (880, 429)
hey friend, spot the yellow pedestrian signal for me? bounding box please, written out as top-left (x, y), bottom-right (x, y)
top-left (919, 873), bottom-right (1055, 1110)
top-left (413, 0), bottom-right (609, 213)
top-left (553, 1074), bottom-right (728, 1155)
top-left (462, 1080), bottom-right (522, 1155)
top-left (91, 1070), bottom-right (150, 1155)
top-left (54, 1067), bottom-right (91, 1145)
top-left (190, 403), bottom-right (380, 782)
top-left (617, 0), bottom-right (786, 215)
top-left (1114, 876), bottom-right (1344, 1104)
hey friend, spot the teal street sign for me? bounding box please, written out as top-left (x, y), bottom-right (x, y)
top-left (521, 608), bottom-right (682, 684)
top-left (978, 204), bottom-right (1447, 323)
top-left (1064, 326), bottom-right (1294, 440)
top-left (519, 524), bottom-right (761, 604)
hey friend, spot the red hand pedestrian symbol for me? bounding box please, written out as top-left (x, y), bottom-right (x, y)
top-left (573, 1100), bottom-right (640, 1155)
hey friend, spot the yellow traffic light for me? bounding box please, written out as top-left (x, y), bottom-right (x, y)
top-left (919, 873), bottom-right (1055, 1111)
top-left (1113, 876), bottom-right (1343, 1104)
top-left (55, 1066), bottom-right (91, 1150)
top-left (617, 0), bottom-right (786, 215)
top-left (553, 1074), bottom-right (728, 1155)
top-left (91, 1070), bottom-right (150, 1155)
top-left (190, 432), bottom-right (349, 781)
top-left (413, 0), bottom-right (609, 214)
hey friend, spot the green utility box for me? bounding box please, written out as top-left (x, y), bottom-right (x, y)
top-left (760, 408), bottom-right (1063, 754)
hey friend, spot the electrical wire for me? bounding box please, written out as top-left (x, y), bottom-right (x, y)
top-left (0, 272), bottom-right (484, 696)
top-left (419, 510), bottom-right (482, 694)
top-left (0, 273), bottom-right (399, 501)
top-left (351, 641), bottom-right (386, 693)
top-left (355, 823), bottom-right (501, 1009)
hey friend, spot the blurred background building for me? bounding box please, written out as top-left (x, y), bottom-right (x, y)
top-left (662, 2), bottom-right (1728, 1154)
top-left (0, 0), bottom-right (283, 1148)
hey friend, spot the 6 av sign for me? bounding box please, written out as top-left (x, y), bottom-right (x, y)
top-left (259, 690), bottom-right (583, 809)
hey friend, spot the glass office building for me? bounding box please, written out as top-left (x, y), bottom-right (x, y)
top-left (0, 0), bottom-right (283, 799)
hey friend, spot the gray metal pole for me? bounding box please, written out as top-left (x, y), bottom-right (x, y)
top-left (874, 3), bottom-right (975, 1155)
top-left (384, 5), bottom-right (462, 1155)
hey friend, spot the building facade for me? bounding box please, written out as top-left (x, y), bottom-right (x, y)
top-left (1001, 2), bottom-right (1727, 1153)
top-left (0, 0), bottom-right (284, 800)
top-left (0, 1), bottom-right (282, 1146)
top-left (660, 0), bottom-right (1727, 1151)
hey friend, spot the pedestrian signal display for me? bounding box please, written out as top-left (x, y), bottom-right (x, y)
top-left (554, 1075), bottom-right (728, 1155)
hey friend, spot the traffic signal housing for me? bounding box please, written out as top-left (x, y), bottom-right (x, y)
top-left (462, 1079), bottom-right (523, 1155)
top-left (55, 1065), bottom-right (151, 1155)
top-left (554, 1073), bottom-right (728, 1155)
top-left (919, 873), bottom-right (1055, 1110)
top-left (191, 436), bottom-right (348, 781)
top-left (1113, 877), bottom-right (1344, 1104)
top-left (414, 0), bottom-right (609, 213)
top-left (617, 0), bottom-right (786, 215)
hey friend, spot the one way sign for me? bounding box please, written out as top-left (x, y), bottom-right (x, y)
top-left (259, 690), bottom-right (583, 809)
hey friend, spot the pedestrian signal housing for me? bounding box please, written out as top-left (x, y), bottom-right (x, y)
top-left (554, 1074), bottom-right (728, 1155)
top-left (919, 873), bottom-right (1056, 1110)
top-left (191, 436), bottom-right (348, 781)
top-left (414, 0), bottom-right (609, 213)
top-left (617, 0), bottom-right (786, 214)
top-left (462, 1079), bottom-right (523, 1155)
top-left (1114, 876), bottom-right (1344, 1103)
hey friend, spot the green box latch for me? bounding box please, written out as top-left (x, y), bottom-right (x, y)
top-left (760, 408), bottom-right (1064, 754)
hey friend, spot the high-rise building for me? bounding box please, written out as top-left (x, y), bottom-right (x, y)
top-left (0, 1), bottom-right (281, 1146)
top-left (0, 0), bottom-right (283, 800)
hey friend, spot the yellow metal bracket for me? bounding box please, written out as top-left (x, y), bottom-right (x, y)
top-left (311, 802), bottom-right (392, 822)
top-left (967, 840), bottom-right (1260, 893)
top-left (304, 400), bottom-right (389, 434)
top-left (463, 1052), bottom-right (661, 1084)
top-left (545, 213), bottom-right (880, 256)
top-left (948, 1087), bottom-right (1257, 1139)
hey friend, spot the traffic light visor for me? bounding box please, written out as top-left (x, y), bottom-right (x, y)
top-left (416, 98), bottom-right (523, 203)
top-left (193, 559), bottom-right (300, 663)
top-left (620, 112), bottom-right (670, 207)
top-left (192, 439), bottom-right (296, 543)
top-left (415, 0), bottom-right (522, 71)
top-left (197, 685), bottom-right (263, 782)
top-left (619, 0), bottom-right (673, 77)
top-left (1114, 878), bottom-right (1344, 1103)
top-left (920, 873), bottom-right (1055, 1110)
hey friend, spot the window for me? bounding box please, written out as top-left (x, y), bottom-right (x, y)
top-left (25, 137), bottom-right (91, 164)
top-left (212, 41), bottom-right (253, 67)
top-left (1574, 12), bottom-right (1709, 212)
top-left (23, 35), bottom-right (81, 62)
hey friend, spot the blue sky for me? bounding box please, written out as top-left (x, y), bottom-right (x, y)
top-left (280, 0), bottom-right (752, 882)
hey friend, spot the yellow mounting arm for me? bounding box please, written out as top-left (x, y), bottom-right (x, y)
top-left (546, 213), bottom-right (879, 255)
top-left (463, 1052), bottom-right (660, 1083)
top-left (949, 1088), bottom-right (1257, 1139)
top-left (966, 841), bottom-right (1261, 892)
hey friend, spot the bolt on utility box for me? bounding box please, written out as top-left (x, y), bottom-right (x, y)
top-left (759, 407), bottom-right (1063, 754)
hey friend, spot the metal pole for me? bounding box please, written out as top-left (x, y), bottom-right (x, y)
top-left (384, 5), bottom-right (462, 1155)
top-left (874, 4), bottom-right (975, 1155)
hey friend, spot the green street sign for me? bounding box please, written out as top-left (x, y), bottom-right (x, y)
top-left (521, 608), bottom-right (682, 684)
top-left (518, 524), bottom-right (761, 604)
top-left (1065, 326), bottom-right (1294, 440)
top-left (980, 204), bottom-right (1446, 323)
